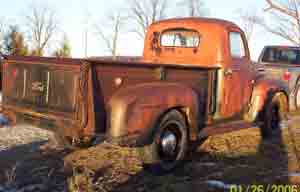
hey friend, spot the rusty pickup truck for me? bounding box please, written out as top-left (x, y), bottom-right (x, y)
top-left (258, 46), bottom-right (300, 111)
top-left (2, 18), bottom-right (289, 172)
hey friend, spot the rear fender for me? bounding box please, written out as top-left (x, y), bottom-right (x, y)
top-left (108, 82), bottom-right (202, 146)
top-left (246, 78), bottom-right (289, 122)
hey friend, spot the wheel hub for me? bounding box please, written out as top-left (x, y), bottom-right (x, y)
top-left (161, 131), bottom-right (177, 156)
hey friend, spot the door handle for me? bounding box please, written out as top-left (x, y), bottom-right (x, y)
top-left (224, 68), bottom-right (233, 76)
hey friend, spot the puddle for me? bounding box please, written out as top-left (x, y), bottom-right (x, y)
top-left (206, 180), bottom-right (237, 190)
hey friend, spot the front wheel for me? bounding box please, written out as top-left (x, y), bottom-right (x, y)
top-left (260, 92), bottom-right (288, 139)
top-left (139, 110), bottom-right (188, 174)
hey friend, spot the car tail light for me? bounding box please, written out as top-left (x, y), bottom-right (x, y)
top-left (283, 71), bottom-right (291, 81)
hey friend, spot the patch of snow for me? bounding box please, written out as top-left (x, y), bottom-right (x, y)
top-left (0, 114), bottom-right (8, 126)
top-left (0, 186), bottom-right (16, 192)
top-left (197, 162), bottom-right (216, 167)
top-left (206, 180), bottom-right (237, 190)
top-left (0, 125), bottom-right (52, 151)
top-left (16, 184), bottom-right (46, 192)
top-left (280, 121), bottom-right (289, 129)
top-left (288, 172), bottom-right (300, 177)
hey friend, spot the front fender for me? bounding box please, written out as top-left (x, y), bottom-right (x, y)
top-left (246, 78), bottom-right (289, 122)
top-left (107, 82), bottom-right (202, 146)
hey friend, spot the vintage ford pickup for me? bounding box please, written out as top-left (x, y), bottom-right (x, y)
top-left (258, 46), bottom-right (300, 111)
top-left (1, 18), bottom-right (289, 172)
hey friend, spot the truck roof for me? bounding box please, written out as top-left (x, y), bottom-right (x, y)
top-left (151, 17), bottom-right (240, 29)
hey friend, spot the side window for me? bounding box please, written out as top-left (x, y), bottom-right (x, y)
top-left (230, 32), bottom-right (246, 58)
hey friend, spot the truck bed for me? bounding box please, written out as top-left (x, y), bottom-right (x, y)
top-left (2, 56), bottom-right (218, 138)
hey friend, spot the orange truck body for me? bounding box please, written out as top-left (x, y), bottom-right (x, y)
top-left (2, 18), bottom-right (289, 146)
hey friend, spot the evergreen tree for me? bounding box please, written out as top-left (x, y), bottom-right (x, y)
top-left (3, 25), bottom-right (29, 56)
top-left (53, 36), bottom-right (71, 58)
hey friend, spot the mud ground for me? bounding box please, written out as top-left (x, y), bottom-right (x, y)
top-left (1, 116), bottom-right (300, 192)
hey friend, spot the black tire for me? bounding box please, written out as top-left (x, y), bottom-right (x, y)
top-left (139, 110), bottom-right (188, 175)
top-left (260, 92), bottom-right (288, 139)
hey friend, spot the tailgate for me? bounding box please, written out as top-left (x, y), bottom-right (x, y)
top-left (3, 59), bottom-right (80, 120)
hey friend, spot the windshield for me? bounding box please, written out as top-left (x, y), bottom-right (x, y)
top-left (160, 29), bottom-right (200, 48)
top-left (262, 47), bottom-right (300, 64)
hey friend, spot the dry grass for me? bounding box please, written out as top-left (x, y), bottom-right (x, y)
top-left (1, 118), bottom-right (300, 191)
top-left (4, 163), bottom-right (18, 187)
top-left (63, 118), bottom-right (300, 192)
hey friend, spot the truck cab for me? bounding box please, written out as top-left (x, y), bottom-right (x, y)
top-left (143, 18), bottom-right (266, 122)
top-left (2, 18), bottom-right (289, 173)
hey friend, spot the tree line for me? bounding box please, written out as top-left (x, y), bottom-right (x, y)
top-left (0, 4), bottom-right (71, 58)
top-left (95, 0), bottom-right (208, 58)
top-left (94, 0), bottom-right (300, 57)
top-left (0, 0), bottom-right (210, 58)
top-left (239, 0), bottom-right (300, 46)
top-left (1, 0), bottom-right (297, 58)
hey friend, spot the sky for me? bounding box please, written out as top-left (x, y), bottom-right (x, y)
top-left (0, 0), bottom-right (293, 60)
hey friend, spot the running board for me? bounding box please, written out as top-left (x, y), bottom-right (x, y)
top-left (198, 120), bottom-right (257, 139)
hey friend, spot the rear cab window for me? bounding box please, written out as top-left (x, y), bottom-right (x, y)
top-left (160, 28), bottom-right (200, 48)
top-left (262, 47), bottom-right (300, 64)
top-left (229, 32), bottom-right (246, 58)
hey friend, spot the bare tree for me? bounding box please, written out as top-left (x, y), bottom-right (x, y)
top-left (129, 0), bottom-right (169, 38)
top-left (26, 4), bottom-right (58, 56)
top-left (177, 0), bottom-right (206, 17)
top-left (257, 0), bottom-right (300, 45)
top-left (0, 19), bottom-right (5, 53)
top-left (95, 13), bottom-right (125, 58)
top-left (238, 8), bottom-right (261, 43)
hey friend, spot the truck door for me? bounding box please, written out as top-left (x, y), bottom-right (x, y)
top-left (221, 31), bottom-right (253, 118)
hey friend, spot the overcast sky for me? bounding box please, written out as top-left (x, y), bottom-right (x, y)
top-left (0, 0), bottom-right (292, 60)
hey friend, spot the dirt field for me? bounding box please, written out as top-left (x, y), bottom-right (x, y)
top-left (1, 116), bottom-right (300, 192)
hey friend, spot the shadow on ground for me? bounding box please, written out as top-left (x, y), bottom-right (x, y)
top-left (0, 141), bottom-right (71, 192)
top-left (112, 130), bottom-right (290, 192)
top-left (65, 125), bottom-right (300, 192)
top-left (0, 124), bottom-right (299, 192)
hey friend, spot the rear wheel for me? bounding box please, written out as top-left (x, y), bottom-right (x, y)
top-left (260, 93), bottom-right (288, 139)
top-left (139, 110), bottom-right (188, 174)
